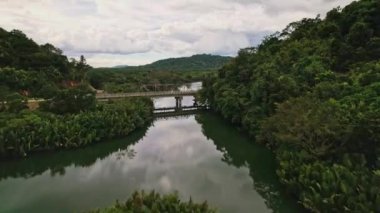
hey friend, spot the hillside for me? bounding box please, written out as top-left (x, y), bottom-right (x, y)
top-left (88, 54), bottom-right (230, 92)
top-left (200, 0), bottom-right (380, 212)
top-left (145, 54), bottom-right (232, 71)
top-left (0, 28), bottom-right (70, 73)
top-left (96, 54), bottom-right (232, 72)
top-left (0, 28), bottom-right (90, 99)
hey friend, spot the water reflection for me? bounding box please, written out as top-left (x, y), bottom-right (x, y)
top-left (0, 112), bottom-right (299, 213)
top-left (0, 127), bottom-right (148, 181)
top-left (196, 113), bottom-right (301, 213)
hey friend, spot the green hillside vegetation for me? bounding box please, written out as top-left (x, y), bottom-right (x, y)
top-left (145, 54), bottom-right (231, 71)
top-left (89, 54), bottom-right (229, 93)
top-left (0, 28), bottom-right (154, 158)
top-left (0, 28), bottom-right (91, 100)
top-left (200, 0), bottom-right (380, 212)
top-left (96, 54), bottom-right (232, 72)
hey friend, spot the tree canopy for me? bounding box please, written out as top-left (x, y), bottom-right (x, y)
top-left (200, 0), bottom-right (380, 211)
top-left (0, 27), bottom-right (91, 100)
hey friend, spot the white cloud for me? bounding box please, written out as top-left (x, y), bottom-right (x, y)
top-left (0, 0), bottom-right (354, 67)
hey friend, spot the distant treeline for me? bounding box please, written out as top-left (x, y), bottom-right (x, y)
top-left (96, 54), bottom-right (232, 72)
top-left (88, 69), bottom-right (214, 93)
top-left (89, 54), bottom-right (230, 93)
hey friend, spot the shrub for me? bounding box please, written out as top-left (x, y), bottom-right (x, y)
top-left (0, 98), bottom-right (153, 158)
top-left (277, 149), bottom-right (380, 212)
top-left (88, 191), bottom-right (216, 213)
top-left (40, 86), bottom-right (96, 114)
top-left (4, 93), bottom-right (28, 113)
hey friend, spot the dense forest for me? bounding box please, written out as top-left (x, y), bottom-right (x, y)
top-left (200, 0), bottom-right (380, 212)
top-left (0, 28), bottom-right (92, 100)
top-left (0, 28), bottom-right (153, 158)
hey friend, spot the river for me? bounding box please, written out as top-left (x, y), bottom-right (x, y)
top-left (0, 82), bottom-right (300, 213)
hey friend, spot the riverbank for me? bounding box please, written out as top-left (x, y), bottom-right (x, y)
top-left (0, 98), bottom-right (153, 158)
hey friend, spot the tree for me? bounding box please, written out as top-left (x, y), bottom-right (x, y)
top-left (347, 22), bottom-right (374, 47)
top-left (40, 86), bottom-right (96, 114)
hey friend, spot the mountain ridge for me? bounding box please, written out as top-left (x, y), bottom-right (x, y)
top-left (97, 54), bottom-right (232, 72)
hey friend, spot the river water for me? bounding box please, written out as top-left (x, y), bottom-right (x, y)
top-left (0, 82), bottom-right (300, 213)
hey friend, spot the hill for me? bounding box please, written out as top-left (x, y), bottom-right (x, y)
top-left (89, 54), bottom-right (230, 92)
top-left (0, 28), bottom-right (90, 99)
top-left (200, 0), bottom-right (380, 212)
top-left (96, 54), bottom-right (232, 72)
top-left (144, 54), bottom-right (232, 71)
top-left (0, 28), bottom-right (70, 73)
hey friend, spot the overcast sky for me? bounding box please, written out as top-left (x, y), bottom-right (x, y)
top-left (0, 0), bottom-right (354, 67)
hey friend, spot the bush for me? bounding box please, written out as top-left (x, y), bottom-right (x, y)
top-left (276, 149), bottom-right (380, 212)
top-left (4, 93), bottom-right (28, 113)
top-left (0, 98), bottom-right (153, 158)
top-left (258, 97), bottom-right (352, 157)
top-left (40, 86), bottom-right (96, 114)
top-left (88, 191), bottom-right (216, 213)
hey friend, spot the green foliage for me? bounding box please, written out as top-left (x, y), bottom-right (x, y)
top-left (0, 28), bottom-right (69, 74)
top-left (0, 67), bottom-right (60, 98)
top-left (88, 54), bottom-right (227, 93)
top-left (2, 93), bottom-right (28, 113)
top-left (0, 28), bottom-right (92, 99)
top-left (276, 149), bottom-right (380, 212)
top-left (144, 54), bottom-right (231, 71)
top-left (259, 97), bottom-right (352, 157)
top-left (88, 190), bottom-right (216, 213)
top-left (200, 0), bottom-right (380, 211)
top-left (96, 54), bottom-right (231, 72)
top-left (351, 61), bottom-right (380, 86)
top-left (0, 98), bottom-right (153, 158)
top-left (40, 86), bottom-right (96, 114)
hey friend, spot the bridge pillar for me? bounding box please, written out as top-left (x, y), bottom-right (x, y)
top-left (175, 96), bottom-right (183, 111)
top-left (193, 98), bottom-right (198, 107)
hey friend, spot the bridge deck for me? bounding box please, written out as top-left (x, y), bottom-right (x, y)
top-left (154, 105), bottom-right (206, 112)
top-left (96, 90), bottom-right (197, 99)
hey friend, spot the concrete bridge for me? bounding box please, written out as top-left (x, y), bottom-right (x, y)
top-left (24, 84), bottom-right (203, 113)
top-left (96, 89), bottom-right (199, 111)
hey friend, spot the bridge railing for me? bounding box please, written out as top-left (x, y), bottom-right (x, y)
top-left (96, 90), bottom-right (198, 99)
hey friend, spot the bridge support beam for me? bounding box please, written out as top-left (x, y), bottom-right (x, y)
top-left (175, 96), bottom-right (183, 111)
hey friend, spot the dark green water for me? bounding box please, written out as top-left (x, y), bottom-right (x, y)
top-left (0, 113), bottom-right (300, 213)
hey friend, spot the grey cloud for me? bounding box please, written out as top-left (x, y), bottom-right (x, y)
top-left (0, 0), bottom-right (355, 67)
